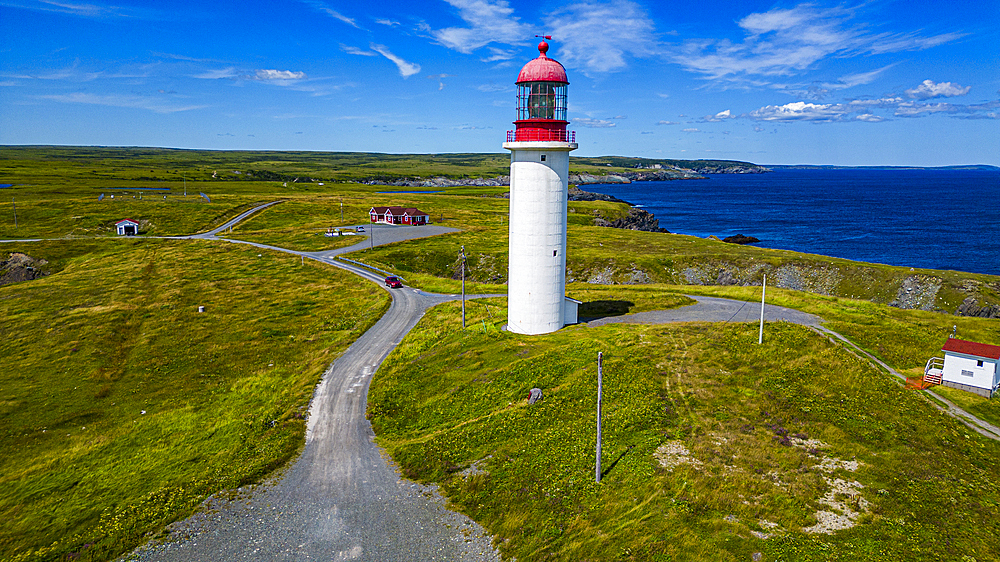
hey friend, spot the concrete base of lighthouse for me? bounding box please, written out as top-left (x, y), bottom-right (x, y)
top-left (504, 140), bottom-right (578, 335)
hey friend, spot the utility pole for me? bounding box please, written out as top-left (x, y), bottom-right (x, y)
top-left (183, 173), bottom-right (187, 197)
top-left (758, 274), bottom-right (767, 344)
top-left (596, 351), bottom-right (604, 483)
top-left (340, 198), bottom-right (344, 221)
top-left (369, 222), bottom-right (374, 250)
top-left (461, 245), bottom-right (467, 329)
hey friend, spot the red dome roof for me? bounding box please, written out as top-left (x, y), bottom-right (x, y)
top-left (516, 41), bottom-right (568, 85)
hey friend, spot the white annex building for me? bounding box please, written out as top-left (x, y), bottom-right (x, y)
top-left (924, 338), bottom-right (1000, 398)
top-left (503, 39), bottom-right (579, 335)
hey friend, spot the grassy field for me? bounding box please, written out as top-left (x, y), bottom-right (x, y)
top-left (2, 146), bottom-right (1000, 562)
top-left (0, 239), bottom-right (389, 561)
top-left (368, 296), bottom-right (1000, 562)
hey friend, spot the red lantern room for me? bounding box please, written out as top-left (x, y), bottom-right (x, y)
top-left (510, 40), bottom-right (574, 143)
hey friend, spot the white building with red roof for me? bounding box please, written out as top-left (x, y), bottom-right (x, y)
top-left (926, 338), bottom-right (1000, 397)
top-left (369, 206), bottom-right (430, 226)
top-left (115, 218), bottom-right (139, 236)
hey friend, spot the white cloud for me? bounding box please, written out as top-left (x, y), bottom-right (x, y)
top-left (5, 0), bottom-right (159, 19)
top-left (375, 18), bottom-right (400, 27)
top-left (747, 101), bottom-right (847, 122)
top-left (194, 68), bottom-right (240, 80)
top-left (371, 44), bottom-right (421, 78)
top-left (341, 44), bottom-right (378, 57)
top-left (427, 73), bottom-right (453, 90)
top-left (830, 65), bottom-right (896, 89)
top-left (300, 0), bottom-right (360, 29)
top-left (193, 68), bottom-right (307, 82)
top-left (682, 128), bottom-right (700, 132)
top-left (40, 92), bottom-right (206, 113)
top-left (430, 0), bottom-right (530, 54)
top-left (702, 109), bottom-right (734, 122)
top-left (894, 100), bottom-right (1000, 118)
top-left (252, 69), bottom-right (307, 81)
top-left (856, 113), bottom-right (884, 122)
top-left (741, 95), bottom-right (999, 122)
top-left (574, 118), bottom-right (616, 128)
top-left (481, 47), bottom-right (516, 63)
top-left (477, 83), bottom-right (509, 92)
top-left (905, 79), bottom-right (971, 100)
top-left (545, 0), bottom-right (659, 74)
top-left (673, 4), bottom-right (962, 84)
top-left (656, 120), bottom-right (677, 125)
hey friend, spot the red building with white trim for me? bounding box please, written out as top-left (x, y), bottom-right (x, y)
top-left (369, 206), bottom-right (430, 226)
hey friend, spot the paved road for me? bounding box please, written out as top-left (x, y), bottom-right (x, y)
top-left (586, 295), bottom-right (822, 328)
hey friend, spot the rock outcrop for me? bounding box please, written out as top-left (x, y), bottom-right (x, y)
top-left (0, 252), bottom-right (49, 287)
top-left (956, 297), bottom-right (1000, 318)
top-left (684, 164), bottom-right (769, 174)
top-left (888, 275), bottom-right (942, 311)
top-left (723, 234), bottom-right (760, 245)
top-left (569, 169), bottom-right (704, 184)
top-left (594, 208), bottom-right (668, 233)
top-left (567, 186), bottom-right (631, 204)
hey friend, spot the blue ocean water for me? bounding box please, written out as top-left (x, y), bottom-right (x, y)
top-left (582, 168), bottom-right (1000, 276)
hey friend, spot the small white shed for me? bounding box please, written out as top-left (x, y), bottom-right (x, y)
top-left (564, 297), bottom-right (581, 326)
top-left (937, 338), bottom-right (1000, 398)
top-left (116, 219), bottom-right (139, 236)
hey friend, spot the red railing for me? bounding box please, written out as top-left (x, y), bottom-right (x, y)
top-left (507, 130), bottom-right (576, 142)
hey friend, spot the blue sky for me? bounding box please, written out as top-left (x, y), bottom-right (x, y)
top-left (1, 0), bottom-right (997, 166)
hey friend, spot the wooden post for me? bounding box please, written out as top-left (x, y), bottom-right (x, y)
top-left (758, 274), bottom-right (766, 345)
top-left (461, 245), bottom-right (467, 329)
top-left (12, 197), bottom-right (16, 229)
top-left (596, 351), bottom-right (603, 483)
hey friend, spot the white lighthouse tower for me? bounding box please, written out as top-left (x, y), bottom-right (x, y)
top-left (504, 39), bottom-right (578, 335)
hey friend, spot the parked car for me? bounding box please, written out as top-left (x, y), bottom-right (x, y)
top-left (384, 276), bottom-right (402, 288)
top-left (356, 226), bottom-right (365, 232)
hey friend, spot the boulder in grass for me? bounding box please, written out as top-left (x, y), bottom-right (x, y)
top-left (528, 388), bottom-right (543, 405)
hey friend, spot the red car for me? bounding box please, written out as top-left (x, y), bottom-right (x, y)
top-left (384, 276), bottom-right (402, 288)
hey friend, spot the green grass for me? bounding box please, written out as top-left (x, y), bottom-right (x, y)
top-left (368, 297), bottom-right (1000, 562)
top-left (932, 385), bottom-right (1000, 430)
top-left (0, 240), bottom-right (389, 562)
top-left (3, 146), bottom-right (1000, 562)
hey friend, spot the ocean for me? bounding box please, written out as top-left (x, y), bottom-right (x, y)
top-left (581, 168), bottom-right (1000, 276)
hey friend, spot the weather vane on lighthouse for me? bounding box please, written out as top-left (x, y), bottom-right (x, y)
top-left (503, 37), bottom-right (579, 335)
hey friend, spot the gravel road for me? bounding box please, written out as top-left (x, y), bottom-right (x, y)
top-left (130, 213), bottom-right (500, 561)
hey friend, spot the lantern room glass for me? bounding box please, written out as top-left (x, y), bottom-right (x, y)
top-left (517, 82), bottom-right (567, 121)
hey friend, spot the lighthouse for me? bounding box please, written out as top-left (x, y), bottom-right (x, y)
top-left (504, 39), bottom-right (578, 335)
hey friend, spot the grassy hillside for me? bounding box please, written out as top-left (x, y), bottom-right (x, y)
top-left (1, 147), bottom-right (998, 562)
top-left (0, 240), bottom-right (388, 561)
top-left (368, 293), bottom-right (1000, 562)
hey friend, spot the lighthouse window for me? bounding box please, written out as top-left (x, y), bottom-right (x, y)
top-left (553, 250), bottom-right (558, 256)
top-left (541, 154), bottom-right (546, 161)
